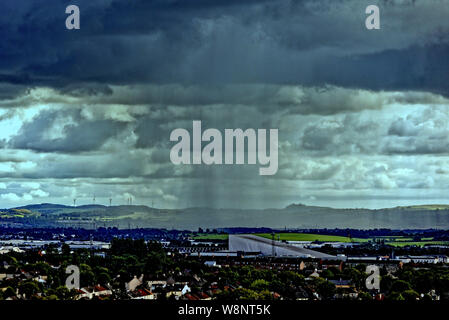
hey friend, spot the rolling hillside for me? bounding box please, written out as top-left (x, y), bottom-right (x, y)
top-left (1, 202), bottom-right (449, 229)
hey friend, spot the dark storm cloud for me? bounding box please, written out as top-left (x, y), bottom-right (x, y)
top-left (0, 0), bottom-right (448, 94)
top-left (60, 83), bottom-right (114, 97)
top-left (0, 84), bottom-right (29, 100)
top-left (327, 44), bottom-right (449, 96)
top-left (134, 117), bottom-right (170, 149)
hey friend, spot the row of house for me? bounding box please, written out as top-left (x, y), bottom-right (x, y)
top-left (76, 285), bottom-right (112, 299)
top-left (396, 255), bottom-right (449, 264)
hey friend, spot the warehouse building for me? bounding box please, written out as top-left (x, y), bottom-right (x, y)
top-left (228, 234), bottom-right (336, 259)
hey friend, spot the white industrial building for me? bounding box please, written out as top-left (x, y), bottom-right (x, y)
top-left (228, 234), bottom-right (336, 259)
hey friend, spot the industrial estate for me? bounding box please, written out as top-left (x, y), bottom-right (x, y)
top-left (2, 204), bottom-right (449, 302)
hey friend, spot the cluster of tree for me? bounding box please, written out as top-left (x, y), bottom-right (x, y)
top-left (214, 265), bottom-right (336, 300)
top-left (0, 239), bottom-right (174, 300)
top-left (320, 242), bottom-right (449, 257)
top-left (381, 265), bottom-right (449, 301)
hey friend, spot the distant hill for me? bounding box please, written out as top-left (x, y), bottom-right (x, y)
top-left (1, 202), bottom-right (449, 230)
top-left (392, 204), bottom-right (449, 211)
top-left (16, 203), bottom-right (72, 210)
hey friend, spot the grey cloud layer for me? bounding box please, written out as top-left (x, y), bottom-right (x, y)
top-left (2, 87), bottom-right (449, 208)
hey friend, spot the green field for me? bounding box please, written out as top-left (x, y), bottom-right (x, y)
top-left (385, 241), bottom-right (449, 247)
top-left (368, 236), bottom-right (449, 247)
top-left (191, 233), bottom-right (229, 240)
top-left (190, 232), bottom-right (448, 246)
top-left (0, 208), bottom-right (40, 219)
top-left (377, 237), bottom-right (414, 242)
top-left (255, 233), bottom-right (353, 242)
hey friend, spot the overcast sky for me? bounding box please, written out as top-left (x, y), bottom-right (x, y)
top-left (1, 0), bottom-right (449, 209)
